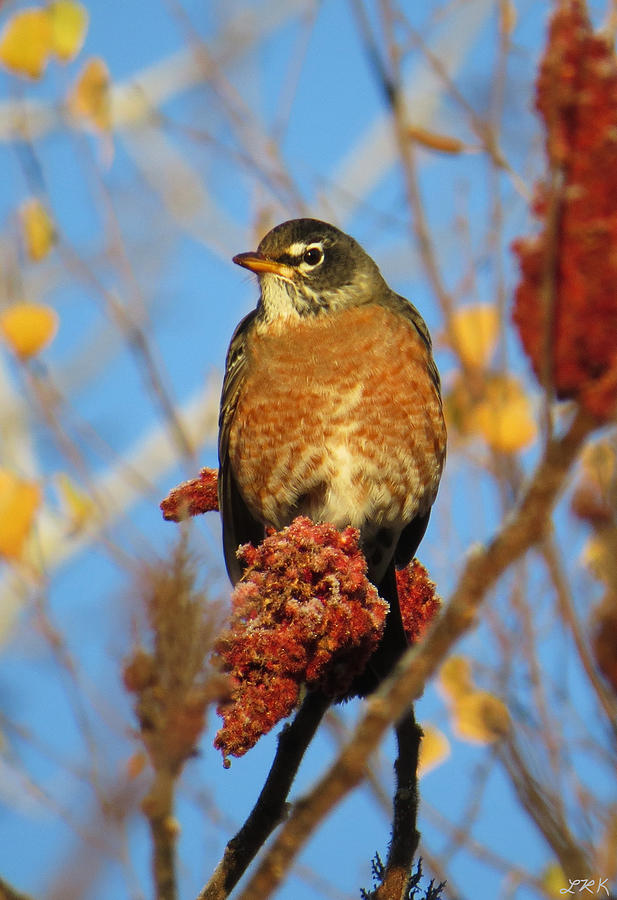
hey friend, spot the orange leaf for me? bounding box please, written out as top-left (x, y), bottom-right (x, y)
top-left (499, 0), bottom-right (517, 38)
top-left (0, 8), bottom-right (53, 79)
top-left (19, 199), bottom-right (56, 262)
top-left (68, 57), bottom-right (111, 131)
top-left (125, 751), bottom-right (148, 780)
top-left (0, 470), bottom-right (41, 560)
top-left (407, 125), bottom-right (466, 154)
top-left (49, 0), bottom-right (88, 63)
top-left (0, 303), bottom-right (59, 359)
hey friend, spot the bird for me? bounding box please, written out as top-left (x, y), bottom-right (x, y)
top-left (218, 218), bottom-right (446, 695)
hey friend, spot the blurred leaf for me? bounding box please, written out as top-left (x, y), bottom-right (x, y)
top-left (449, 304), bottom-right (499, 368)
top-left (49, 0), bottom-right (88, 63)
top-left (418, 724), bottom-right (450, 777)
top-left (126, 751), bottom-right (148, 780)
top-left (0, 303), bottom-right (59, 359)
top-left (499, 0), bottom-right (517, 37)
top-left (55, 473), bottom-right (96, 533)
top-left (19, 198), bottom-right (56, 261)
top-left (437, 655), bottom-right (474, 702)
top-left (539, 862), bottom-right (569, 897)
top-left (445, 372), bottom-right (537, 453)
top-left (0, 7), bottom-right (53, 79)
top-left (581, 439), bottom-right (616, 490)
top-left (472, 374), bottom-right (537, 453)
top-left (68, 56), bottom-right (111, 130)
top-left (407, 125), bottom-right (466, 154)
top-left (582, 532), bottom-right (617, 584)
top-left (0, 469), bottom-right (41, 561)
top-left (443, 377), bottom-right (477, 437)
top-left (451, 690), bottom-right (511, 744)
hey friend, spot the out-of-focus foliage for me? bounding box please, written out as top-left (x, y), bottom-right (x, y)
top-left (19, 198), bottom-right (56, 261)
top-left (68, 56), bottom-right (111, 131)
top-left (0, 302), bottom-right (58, 359)
top-left (0, 1), bottom-right (87, 77)
top-left (0, 469), bottom-right (41, 560)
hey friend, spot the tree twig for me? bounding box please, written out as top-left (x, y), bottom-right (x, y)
top-left (0, 877), bottom-right (36, 900)
top-left (497, 736), bottom-right (591, 878)
top-left (143, 770), bottom-right (177, 900)
top-left (540, 536), bottom-right (617, 741)
top-left (376, 708), bottom-right (422, 900)
top-left (198, 690), bottom-right (330, 900)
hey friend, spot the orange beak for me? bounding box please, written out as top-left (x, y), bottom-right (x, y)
top-left (233, 251), bottom-right (294, 280)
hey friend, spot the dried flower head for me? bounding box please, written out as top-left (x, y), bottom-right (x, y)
top-left (214, 517), bottom-right (388, 761)
top-left (512, 0), bottom-right (617, 419)
top-left (397, 558), bottom-right (441, 643)
top-left (124, 538), bottom-right (227, 775)
top-left (160, 467), bottom-right (219, 521)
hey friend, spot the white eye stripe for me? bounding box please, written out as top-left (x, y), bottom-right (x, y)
top-left (287, 240), bottom-right (324, 258)
top-left (287, 241), bottom-right (309, 257)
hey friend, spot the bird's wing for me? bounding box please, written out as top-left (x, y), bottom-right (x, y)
top-left (391, 293), bottom-right (442, 396)
top-left (388, 295), bottom-right (443, 568)
top-left (394, 509), bottom-right (431, 570)
top-left (218, 309), bottom-right (264, 584)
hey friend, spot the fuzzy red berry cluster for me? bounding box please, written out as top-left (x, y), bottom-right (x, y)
top-left (513, 0), bottom-right (617, 419)
top-left (213, 517), bottom-right (389, 760)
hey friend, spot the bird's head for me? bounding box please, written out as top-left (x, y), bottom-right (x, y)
top-left (233, 218), bottom-right (386, 320)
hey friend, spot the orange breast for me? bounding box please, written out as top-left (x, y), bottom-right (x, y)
top-left (228, 303), bottom-right (446, 531)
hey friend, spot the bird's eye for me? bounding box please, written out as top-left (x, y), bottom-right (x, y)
top-left (302, 245), bottom-right (324, 267)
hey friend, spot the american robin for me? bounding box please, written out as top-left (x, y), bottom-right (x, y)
top-left (218, 218), bottom-right (446, 694)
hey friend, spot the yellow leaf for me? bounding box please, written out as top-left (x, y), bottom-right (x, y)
top-left (0, 8), bottom-right (53, 79)
top-left (19, 199), bottom-right (56, 261)
top-left (437, 655), bottom-right (474, 702)
top-left (452, 690), bottom-right (511, 744)
top-left (0, 469), bottom-right (41, 560)
top-left (407, 125), bottom-right (466, 155)
top-left (449, 304), bottom-right (499, 368)
top-left (472, 374), bottom-right (537, 453)
top-left (68, 57), bottom-right (111, 131)
top-left (0, 303), bottom-right (59, 359)
top-left (443, 376), bottom-right (477, 437)
top-left (581, 533), bottom-right (615, 584)
top-left (418, 725), bottom-right (450, 777)
top-left (49, 0), bottom-right (88, 62)
top-left (581, 439), bottom-right (616, 491)
top-left (55, 473), bottom-right (95, 532)
top-left (540, 863), bottom-right (569, 898)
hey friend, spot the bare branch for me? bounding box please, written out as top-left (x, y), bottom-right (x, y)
top-left (199, 690), bottom-right (330, 900)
